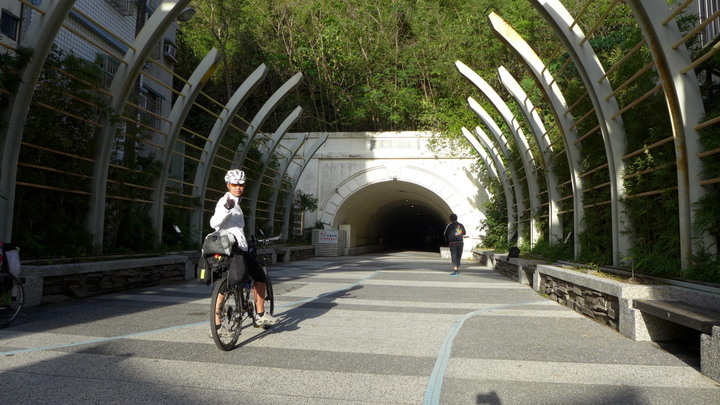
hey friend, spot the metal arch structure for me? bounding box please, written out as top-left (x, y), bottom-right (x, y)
top-left (279, 134), bottom-right (329, 240)
top-left (459, 131), bottom-right (496, 201)
top-left (626, 0), bottom-right (710, 268)
top-left (488, 11), bottom-right (584, 257)
top-left (191, 64), bottom-right (269, 238)
top-left (466, 96), bottom-right (527, 245)
top-left (530, 0), bottom-right (630, 266)
top-left (461, 127), bottom-right (516, 243)
top-left (150, 48), bottom-right (221, 242)
top-left (87, 0), bottom-right (192, 251)
top-left (457, 60), bottom-right (542, 246)
top-left (498, 66), bottom-right (563, 244)
top-left (0, 1), bottom-right (76, 242)
top-left (230, 72), bottom-right (304, 170)
top-left (460, 127), bottom-right (501, 193)
top-left (245, 106), bottom-right (303, 236)
top-left (265, 135), bottom-right (308, 238)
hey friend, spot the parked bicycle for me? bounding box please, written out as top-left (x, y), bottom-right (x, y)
top-left (0, 241), bottom-right (23, 328)
top-left (205, 232), bottom-right (276, 351)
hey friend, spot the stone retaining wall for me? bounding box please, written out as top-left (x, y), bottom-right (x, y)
top-left (495, 260), bottom-right (520, 282)
top-left (289, 247), bottom-right (315, 261)
top-left (540, 272), bottom-right (620, 330)
top-left (472, 250), bottom-right (488, 266)
top-left (21, 255), bottom-right (194, 306)
top-left (42, 263), bottom-right (187, 303)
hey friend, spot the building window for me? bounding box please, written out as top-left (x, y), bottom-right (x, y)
top-left (105, 0), bottom-right (134, 17)
top-left (96, 53), bottom-right (120, 90)
top-left (139, 86), bottom-right (163, 130)
top-left (1, 10), bottom-right (19, 41)
top-left (699, 0), bottom-right (720, 47)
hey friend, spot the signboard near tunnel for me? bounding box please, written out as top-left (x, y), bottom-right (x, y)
top-left (312, 229), bottom-right (346, 257)
top-left (318, 230), bottom-right (339, 244)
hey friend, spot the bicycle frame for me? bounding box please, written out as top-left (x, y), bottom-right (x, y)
top-left (208, 233), bottom-right (276, 350)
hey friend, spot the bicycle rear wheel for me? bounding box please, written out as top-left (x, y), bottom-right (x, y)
top-left (209, 277), bottom-right (243, 350)
top-left (0, 273), bottom-right (24, 328)
top-left (242, 282), bottom-right (257, 327)
top-left (263, 267), bottom-right (274, 316)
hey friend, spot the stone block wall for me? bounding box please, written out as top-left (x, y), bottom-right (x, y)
top-left (540, 273), bottom-right (620, 330)
top-left (495, 260), bottom-right (519, 282)
top-left (42, 263), bottom-right (186, 303)
top-left (289, 247), bottom-right (315, 261)
top-left (472, 250), bottom-right (488, 266)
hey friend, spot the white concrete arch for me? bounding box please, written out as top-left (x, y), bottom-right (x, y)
top-left (191, 64), bottom-right (268, 237)
top-left (530, 0), bottom-right (630, 266)
top-left (488, 11), bottom-right (584, 257)
top-left (246, 106), bottom-right (303, 235)
top-left (151, 48), bottom-right (220, 242)
top-left (457, 61), bottom-right (541, 246)
top-left (626, 0), bottom-right (710, 267)
top-left (265, 135), bottom-right (306, 238)
top-left (466, 97), bottom-right (527, 244)
top-left (498, 66), bottom-right (563, 244)
top-left (88, 0), bottom-right (192, 251)
top-left (462, 126), bottom-right (516, 243)
top-left (278, 134), bottom-right (329, 239)
top-left (0, 1), bottom-right (76, 242)
top-left (231, 72), bottom-right (304, 169)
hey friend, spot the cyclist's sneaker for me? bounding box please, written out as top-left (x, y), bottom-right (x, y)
top-left (217, 325), bottom-right (233, 337)
top-left (210, 325), bottom-right (232, 338)
top-left (256, 312), bottom-right (278, 327)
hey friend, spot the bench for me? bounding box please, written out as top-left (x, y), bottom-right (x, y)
top-left (20, 255), bottom-right (195, 307)
top-left (633, 300), bottom-right (720, 335)
top-left (633, 299), bottom-right (720, 382)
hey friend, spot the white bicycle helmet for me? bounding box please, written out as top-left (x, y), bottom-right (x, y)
top-left (224, 169), bottom-right (246, 184)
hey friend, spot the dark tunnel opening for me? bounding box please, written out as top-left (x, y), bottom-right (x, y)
top-left (379, 204), bottom-right (447, 252)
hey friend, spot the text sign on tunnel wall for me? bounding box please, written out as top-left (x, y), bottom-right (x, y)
top-left (318, 230), bottom-right (339, 244)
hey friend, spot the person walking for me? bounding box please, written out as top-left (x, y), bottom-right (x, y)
top-left (444, 213), bottom-right (466, 276)
top-left (210, 169), bottom-right (278, 330)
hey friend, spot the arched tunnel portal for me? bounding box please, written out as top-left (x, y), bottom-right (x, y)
top-left (331, 180), bottom-right (450, 252)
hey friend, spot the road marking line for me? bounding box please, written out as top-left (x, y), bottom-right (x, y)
top-left (423, 301), bottom-right (544, 405)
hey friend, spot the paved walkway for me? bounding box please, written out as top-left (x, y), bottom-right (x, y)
top-left (1, 252), bottom-right (719, 404)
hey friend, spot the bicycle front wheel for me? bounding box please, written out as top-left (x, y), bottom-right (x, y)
top-left (0, 273), bottom-right (24, 328)
top-left (209, 277), bottom-right (242, 351)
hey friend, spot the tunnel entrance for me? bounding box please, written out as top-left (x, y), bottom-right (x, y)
top-left (330, 180), bottom-right (451, 253)
top-left (379, 204), bottom-right (446, 251)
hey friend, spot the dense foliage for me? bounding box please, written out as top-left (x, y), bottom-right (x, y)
top-left (176, 0), bottom-right (553, 135)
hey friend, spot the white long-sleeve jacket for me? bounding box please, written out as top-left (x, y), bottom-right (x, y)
top-left (209, 192), bottom-right (248, 251)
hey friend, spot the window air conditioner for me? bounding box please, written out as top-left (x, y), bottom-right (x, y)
top-left (163, 43), bottom-right (177, 62)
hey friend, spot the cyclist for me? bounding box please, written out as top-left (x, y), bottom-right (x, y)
top-left (210, 169), bottom-right (278, 332)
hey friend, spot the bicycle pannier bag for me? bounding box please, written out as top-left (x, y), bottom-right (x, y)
top-left (202, 231), bottom-right (234, 256)
top-left (227, 254), bottom-right (247, 286)
top-left (1, 242), bottom-right (20, 277)
top-left (197, 255), bottom-right (211, 285)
